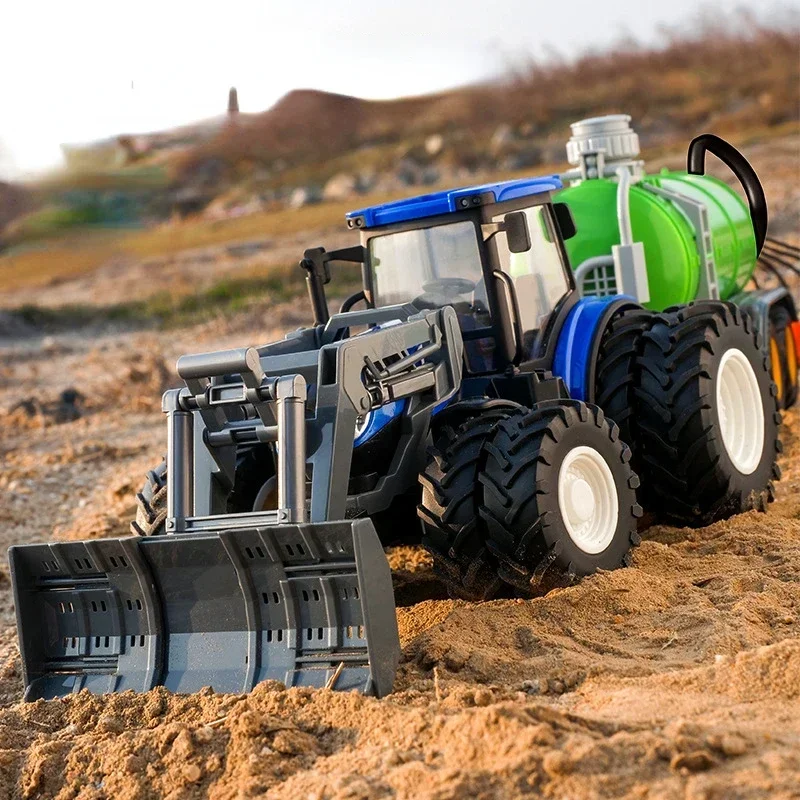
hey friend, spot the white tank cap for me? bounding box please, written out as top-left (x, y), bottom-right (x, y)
top-left (566, 114), bottom-right (640, 166)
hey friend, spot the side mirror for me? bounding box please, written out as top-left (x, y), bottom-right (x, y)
top-left (553, 203), bottom-right (577, 240)
top-left (504, 211), bottom-right (531, 253)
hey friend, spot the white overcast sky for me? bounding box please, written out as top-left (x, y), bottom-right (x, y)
top-left (0, 0), bottom-right (795, 179)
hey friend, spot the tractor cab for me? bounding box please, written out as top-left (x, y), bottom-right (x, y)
top-left (301, 176), bottom-right (579, 376)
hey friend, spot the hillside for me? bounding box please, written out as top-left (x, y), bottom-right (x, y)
top-left (1, 15), bottom-right (791, 235)
top-left (169, 19), bottom-right (799, 193)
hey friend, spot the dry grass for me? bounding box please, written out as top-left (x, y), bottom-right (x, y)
top-left (0, 195), bottom-right (386, 294)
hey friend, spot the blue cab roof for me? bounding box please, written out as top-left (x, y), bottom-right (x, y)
top-left (346, 175), bottom-right (563, 229)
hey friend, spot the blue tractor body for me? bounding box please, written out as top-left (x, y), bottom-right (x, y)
top-left (346, 175), bottom-right (563, 227)
top-left (334, 174), bottom-right (634, 448)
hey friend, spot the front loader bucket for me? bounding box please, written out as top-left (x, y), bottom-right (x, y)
top-left (9, 519), bottom-right (400, 701)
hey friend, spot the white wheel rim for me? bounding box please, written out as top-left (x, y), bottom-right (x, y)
top-left (557, 446), bottom-right (619, 554)
top-left (715, 348), bottom-right (764, 475)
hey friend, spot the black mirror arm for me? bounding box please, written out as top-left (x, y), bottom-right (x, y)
top-left (300, 245), bottom-right (368, 325)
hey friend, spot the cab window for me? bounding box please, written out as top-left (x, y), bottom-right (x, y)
top-left (491, 205), bottom-right (570, 357)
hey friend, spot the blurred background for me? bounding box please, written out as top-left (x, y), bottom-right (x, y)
top-left (0, 0), bottom-right (798, 331)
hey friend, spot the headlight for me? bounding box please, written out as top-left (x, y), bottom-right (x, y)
top-left (354, 413), bottom-right (371, 441)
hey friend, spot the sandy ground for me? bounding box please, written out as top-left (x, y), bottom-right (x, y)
top-left (0, 134), bottom-right (799, 799)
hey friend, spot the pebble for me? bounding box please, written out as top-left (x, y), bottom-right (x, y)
top-left (718, 734), bottom-right (749, 757)
top-left (670, 750), bottom-right (716, 773)
top-left (194, 726), bottom-right (214, 743)
top-left (521, 680), bottom-right (540, 695)
top-left (97, 715), bottom-right (124, 734)
top-left (205, 754), bottom-right (222, 773)
top-left (473, 688), bottom-right (493, 707)
top-left (272, 729), bottom-right (320, 755)
top-left (172, 729), bottom-right (195, 758)
top-left (182, 763), bottom-right (202, 783)
top-left (542, 750), bottom-right (572, 776)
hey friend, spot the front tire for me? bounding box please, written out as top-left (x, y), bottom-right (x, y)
top-left (131, 446), bottom-right (276, 537)
top-left (131, 460), bottom-right (168, 536)
top-left (635, 302), bottom-right (781, 526)
top-left (480, 400), bottom-right (642, 593)
top-left (418, 404), bottom-right (522, 600)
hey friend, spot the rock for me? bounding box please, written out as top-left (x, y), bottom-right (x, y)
top-left (182, 763), bottom-right (202, 783)
top-left (396, 158), bottom-right (423, 187)
top-left (194, 727), bottom-right (215, 744)
top-left (473, 688), bottom-right (493, 707)
top-left (288, 186), bottom-right (322, 209)
top-left (421, 166), bottom-right (440, 185)
top-left (708, 733), bottom-right (749, 757)
top-left (520, 679), bottom-right (541, 695)
top-left (501, 147), bottom-right (543, 171)
top-left (542, 750), bottom-right (572, 776)
top-left (97, 715), bottom-right (124, 734)
top-left (172, 729), bottom-right (194, 758)
top-left (490, 124), bottom-right (514, 155)
top-left (272, 728), bottom-right (320, 755)
top-left (323, 173), bottom-right (359, 202)
top-left (425, 134), bottom-right (444, 157)
top-left (355, 171), bottom-right (377, 194)
top-left (670, 750), bottom-right (717, 773)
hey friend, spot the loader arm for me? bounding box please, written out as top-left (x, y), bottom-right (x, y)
top-left (9, 305), bottom-right (464, 702)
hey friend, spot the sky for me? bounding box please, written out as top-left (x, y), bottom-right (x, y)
top-left (0, 0), bottom-right (794, 179)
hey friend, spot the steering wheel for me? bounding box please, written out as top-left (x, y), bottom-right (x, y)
top-left (421, 277), bottom-right (476, 296)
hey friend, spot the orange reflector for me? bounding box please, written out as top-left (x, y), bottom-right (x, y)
top-left (792, 321), bottom-right (800, 362)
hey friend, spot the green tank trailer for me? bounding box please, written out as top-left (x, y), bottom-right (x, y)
top-left (555, 115), bottom-right (800, 408)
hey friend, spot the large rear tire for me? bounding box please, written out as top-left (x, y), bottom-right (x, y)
top-left (636, 301), bottom-right (781, 526)
top-left (594, 306), bottom-right (655, 456)
top-left (480, 400), bottom-right (642, 594)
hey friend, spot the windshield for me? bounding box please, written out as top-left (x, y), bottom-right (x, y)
top-left (491, 204), bottom-right (569, 358)
top-left (368, 220), bottom-right (497, 372)
top-left (368, 221), bottom-right (485, 310)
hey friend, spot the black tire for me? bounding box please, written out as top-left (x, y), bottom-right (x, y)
top-left (131, 445), bottom-right (276, 537)
top-left (594, 306), bottom-right (655, 454)
top-left (226, 445), bottom-right (276, 514)
top-left (131, 460), bottom-right (168, 536)
top-left (418, 404), bottom-right (522, 600)
top-left (770, 305), bottom-right (798, 409)
top-left (635, 301), bottom-right (781, 526)
top-left (480, 400), bottom-right (642, 593)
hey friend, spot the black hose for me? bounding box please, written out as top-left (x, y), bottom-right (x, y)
top-left (758, 256), bottom-right (790, 287)
top-left (761, 248), bottom-right (800, 277)
top-left (764, 237), bottom-right (800, 257)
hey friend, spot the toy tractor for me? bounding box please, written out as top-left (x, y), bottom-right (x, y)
top-left (9, 135), bottom-right (781, 701)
